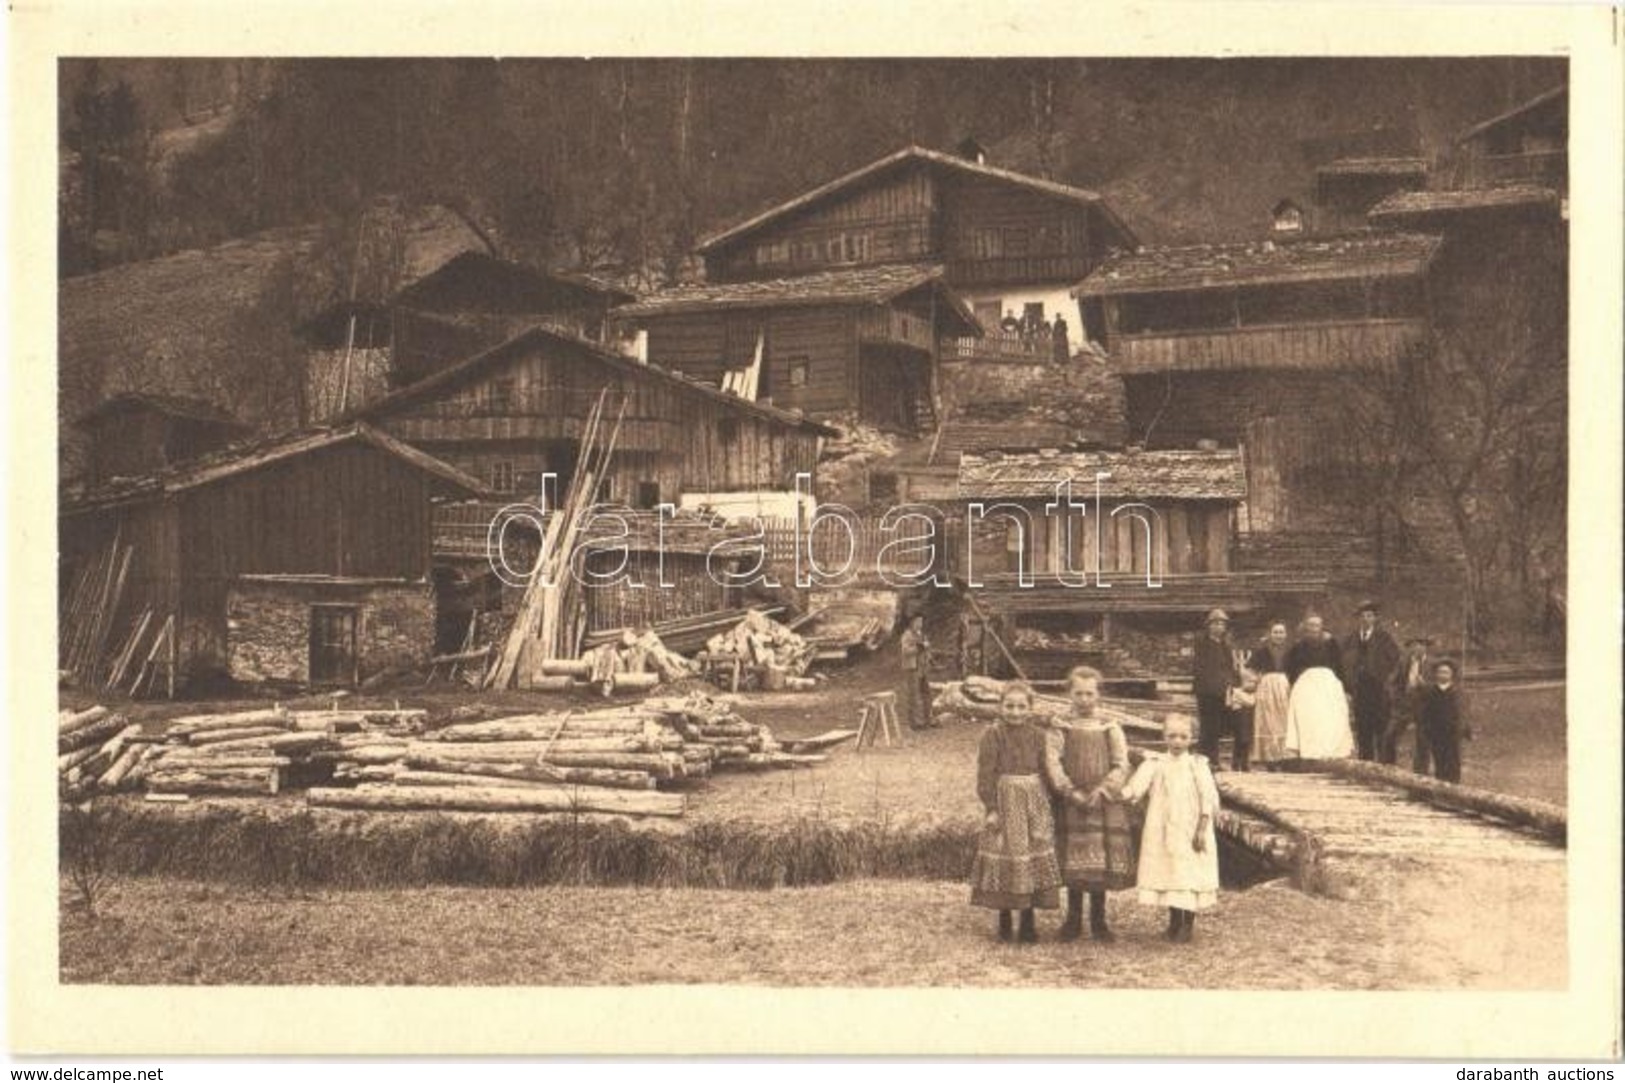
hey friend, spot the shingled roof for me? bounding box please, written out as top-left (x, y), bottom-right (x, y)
top-left (1074, 232), bottom-right (1442, 297)
top-left (1366, 185), bottom-right (1562, 226)
top-left (1456, 84), bottom-right (1567, 145)
top-left (696, 144), bottom-right (1140, 254)
top-left (355, 324), bottom-right (839, 438)
top-left (62, 422), bottom-right (489, 516)
top-left (958, 448), bottom-right (1247, 502)
top-left (1316, 157), bottom-right (1429, 178)
top-left (614, 263), bottom-right (982, 336)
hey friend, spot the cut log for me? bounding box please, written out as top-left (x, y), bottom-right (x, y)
top-left (144, 792), bottom-right (191, 803)
top-left (403, 752), bottom-right (655, 790)
top-left (610, 672), bottom-right (660, 692)
top-left (782, 729), bottom-right (859, 753)
top-left (96, 723), bottom-right (144, 765)
top-left (265, 732), bottom-right (340, 756)
top-left (540, 659), bottom-right (592, 678)
top-left (411, 736), bottom-right (680, 757)
top-left (99, 745), bottom-right (147, 791)
top-left (429, 715), bottom-right (655, 740)
top-left (530, 675), bottom-right (580, 692)
top-left (1296, 759), bottom-right (1567, 843)
top-left (333, 764), bottom-right (404, 784)
top-left (145, 766), bottom-right (281, 796)
top-left (59, 714), bottom-right (128, 754)
top-left (57, 745), bottom-right (102, 774)
top-left (187, 726), bottom-right (289, 746)
top-left (394, 770), bottom-right (598, 791)
top-left (58, 705), bottom-right (110, 737)
top-left (165, 709), bottom-right (290, 738)
top-left (306, 784), bottom-right (684, 818)
top-left (142, 754), bottom-right (292, 770)
top-left (333, 745), bottom-right (410, 766)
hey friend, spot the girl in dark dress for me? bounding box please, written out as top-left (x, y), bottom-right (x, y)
top-left (1248, 621), bottom-right (1293, 765)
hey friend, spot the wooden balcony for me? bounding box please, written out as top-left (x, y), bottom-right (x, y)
top-left (1112, 318), bottom-right (1429, 374)
top-left (856, 307), bottom-right (936, 353)
top-left (965, 571), bottom-right (1329, 615)
top-left (942, 328), bottom-right (1065, 364)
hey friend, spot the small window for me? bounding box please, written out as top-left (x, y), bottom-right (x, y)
top-left (490, 461), bottom-right (515, 493)
top-left (788, 358), bottom-right (809, 388)
top-left (634, 480), bottom-right (660, 510)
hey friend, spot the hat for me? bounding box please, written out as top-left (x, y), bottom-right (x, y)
top-left (1354, 599), bottom-right (1381, 614)
top-left (1432, 657), bottom-right (1459, 675)
top-left (1205, 608), bottom-right (1230, 624)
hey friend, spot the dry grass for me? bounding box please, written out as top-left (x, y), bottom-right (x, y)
top-left (59, 863), bottom-right (1563, 990)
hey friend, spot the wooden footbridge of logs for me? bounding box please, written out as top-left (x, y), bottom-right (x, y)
top-left (1208, 759), bottom-right (1566, 896)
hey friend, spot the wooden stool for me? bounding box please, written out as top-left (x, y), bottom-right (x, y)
top-left (856, 691), bottom-right (904, 749)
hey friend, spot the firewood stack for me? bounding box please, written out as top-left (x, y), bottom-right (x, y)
top-left (702, 609), bottom-right (816, 679)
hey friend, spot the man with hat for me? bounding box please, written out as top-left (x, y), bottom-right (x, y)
top-left (1193, 608), bottom-right (1247, 770)
top-left (1344, 600), bottom-right (1401, 762)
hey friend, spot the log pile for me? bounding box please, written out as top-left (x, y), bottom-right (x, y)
top-left (305, 697), bottom-right (824, 818)
top-left (128, 706), bottom-right (428, 800)
top-left (58, 705), bottom-right (145, 799)
top-left (580, 606), bottom-right (786, 657)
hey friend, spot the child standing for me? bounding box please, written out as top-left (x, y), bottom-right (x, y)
top-left (1118, 714), bottom-right (1221, 943)
top-left (1049, 665), bottom-right (1137, 942)
top-left (970, 681), bottom-right (1063, 943)
top-left (1419, 658), bottom-right (1472, 783)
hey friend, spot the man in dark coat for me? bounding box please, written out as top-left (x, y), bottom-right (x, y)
top-left (1193, 608), bottom-right (1245, 770)
top-left (899, 614), bottom-right (934, 729)
top-left (1344, 600), bottom-right (1402, 762)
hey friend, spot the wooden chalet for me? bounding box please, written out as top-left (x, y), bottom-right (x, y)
top-left (693, 144), bottom-right (1139, 359)
top-left (612, 264), bottom-right (981, 436)
top-left (76, 393), bottom-right (250, 487)
top-left (353, 324), bottom-right (837, 559)
top-left (300, 251), bottom-right (636, 421)
top-left (59, 423), bottom-right (487, 689)
top-left (1074, 232), bottom-right (1441, 541)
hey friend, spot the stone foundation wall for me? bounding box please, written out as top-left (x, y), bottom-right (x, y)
top-left (225, 578), bottom-right (435, 685)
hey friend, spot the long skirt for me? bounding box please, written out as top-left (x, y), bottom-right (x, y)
top-left (970, 775), bottom-right (1062, 910)
top-left (1252, 672), bottom-right (1292, 763)
top-left (1056, 799), bottom-right (1137, 891)
top-left (1284, 667), bottom-right (1354, 759)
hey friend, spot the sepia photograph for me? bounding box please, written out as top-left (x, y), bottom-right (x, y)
top-left (9, 4), bottom-right (1622, 1059)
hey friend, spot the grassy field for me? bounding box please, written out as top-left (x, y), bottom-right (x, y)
top-left (60, 853), bottom-right (1564, 990)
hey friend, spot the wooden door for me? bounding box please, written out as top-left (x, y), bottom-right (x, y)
top-left (309, 604), bottom-right (358, 686)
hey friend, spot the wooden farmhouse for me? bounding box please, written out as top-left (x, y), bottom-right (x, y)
top-left (301, 251), bottom-right (635, 422)
top-left (76, 393), bottom-right (249, 487)
top-left (1074, 232), bottom-right (1442, 552)
top-left (691, 144), bottom-right (1140, 360)
top-left (611, 264), bottom-right (981, 436)
top-left (59, 423), bottom-right (487, 690)
top-left (353, 324), bottom-right (836, 558)
top-left (1448, 84), bottom-right (1566, 195)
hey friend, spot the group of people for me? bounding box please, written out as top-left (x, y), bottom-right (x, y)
top-left (998, 308), bottom-right (1071, 362)
top-left (970, 667), bottom-right (1219, 946)
top-left (1193, 602), bottom-right (1472, 783)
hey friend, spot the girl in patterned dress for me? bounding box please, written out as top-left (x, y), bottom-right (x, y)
top-left (970, 681), bottom-right (1063, 943)
top-left (1050, 665), bottom-right (1137, 942)
top-left (1118, 713), bottom-right (1221, 944)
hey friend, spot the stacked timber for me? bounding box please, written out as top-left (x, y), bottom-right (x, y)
top-left (133, 706), bottom-right (429, 799)
top-left (58, 705), bottom-right (145, 799)
top-left (306, 697), bottom-right (824, 817)
top-left (580, 606), bottom-right (786, 657)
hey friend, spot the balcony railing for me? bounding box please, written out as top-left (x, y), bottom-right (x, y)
top-left (856, 307), bottom-right (936, 353)
top-left (942, 328), bottom-right (1069, 363)
top-left (945, 254), bottom-right (1095, 287)
top-left (1112, 318), bottom-right (1428, 374)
